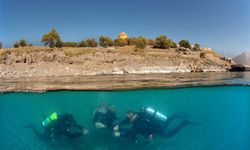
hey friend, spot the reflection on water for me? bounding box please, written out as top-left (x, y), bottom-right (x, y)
top-left (0, 72), bottom-right (250, 92)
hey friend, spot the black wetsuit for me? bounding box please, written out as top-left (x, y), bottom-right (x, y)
top-left (28, 113), bottom-right (85, 142)
top-left (119, 111), bottom-right (189, 142)
top-left (93, 106), bottom-right (119, 131)
top-left (119, 112), bottom-right (154, 141)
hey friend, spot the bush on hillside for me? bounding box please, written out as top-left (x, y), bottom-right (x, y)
top-left (41, 29), bottom-right (61, 48)
top-left (0, 42), bottom-right (2, 49)
top-left (13, 42), bottom-right (19, 48)
top-left (55, 40), bottom-right (63, 48)
top-left (154, 35), bottom-right (177, 49)
top-left (79, 40), bottom-right (87, 47)
top-left (114, 39), bottom-right (128, 47)
top-left (127, 37), bottom-right (137, 46)
top-left (135, 36), bottom-right (148, 49)
top-left (85, 38), bottom-right (97, 47)
top-left (179, 40), bottom-right (191, 49)
top-left (63, 42), bottom-right (79, 47)
top-left (193, 43), bottom-right (200, 51)
top-left (99, 36), bottom-right (113, 48)
top-left (19, 39), bottom-right (27, 47)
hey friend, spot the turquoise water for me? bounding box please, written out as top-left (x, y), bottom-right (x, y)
top-left (0, 86), bottom-right (249, 150)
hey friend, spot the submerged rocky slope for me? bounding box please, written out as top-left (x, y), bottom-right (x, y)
top-left (0, 46), bottom-right (230, 78)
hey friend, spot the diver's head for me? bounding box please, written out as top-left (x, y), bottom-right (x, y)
top-left (63, 113), bottom-right (73, 119)
top-left (126, 111), bottom-right (137, 122)
top-left (109, 105), bottom-right (116, 112)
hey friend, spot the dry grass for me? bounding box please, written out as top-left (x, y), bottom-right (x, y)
top-left (63, 47), bottom-right (95, 57)
top-left (1, 46), bottom-right (222, 63)
top-left (0, 49), bottom-right (3, 56)
top-left (3, 46), bottom-right (55, 55)
top-left (202, 49), bottom-right (221, 58)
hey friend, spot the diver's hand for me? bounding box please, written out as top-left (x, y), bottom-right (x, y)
top-left (148, 134), bottom-right (153, 140)
top-left (113, 125), bottom-right (120, 137)
top-left (83, 129), bottom-right (89, 135)
top-left (113, 125), bottom-right (119, 132)
top-left (95, 122), bottom-right (106, 128)
top-left (114, 131), bottom-right (120, 137)
top-left (145, 134), bottom-right (153, 144)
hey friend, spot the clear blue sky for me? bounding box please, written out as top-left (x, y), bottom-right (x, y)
top-left (0, 0), bottom-right (249, 56)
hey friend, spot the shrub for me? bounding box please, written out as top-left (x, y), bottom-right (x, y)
top-left (135, 36), bottom-right (148, 49)
top-left (114, 38), bottom-right (128, 47)
top-left (85, 38), bottom-right (97, 47)
top-left (19, 39), bottom-right (27, 47)
top-left (29, 44), bottom-right (33, 46)
top-left (0, 42), bottom-right (2, 49)
top-left (55, 40), bottom-right (63, 48)
top-left (128, 37), bottom-right (137, 46)
top-left (193, 43), bottom-right (200, 51)
top-left (79, 40), bottom-right (87, 47)
top-left (154, 35), bottom-right (177, 49)
top-left (99, 36), bottom-right (113, 48)
top-left (179, 40), bottom-right (191, 49)
top-left (63, 42), bottom-right (79, 47)
top-left (13, 42), bottom-right (19, 48)
top-left (41, 29), bottom-right (61, 48)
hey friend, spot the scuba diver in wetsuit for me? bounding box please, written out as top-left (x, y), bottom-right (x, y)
top-left (24, 112), bottom-right (88, 143)
top-left (92, 104), bottom-right (119, 135)
top-left (114, 107), bottom-right (193, 143)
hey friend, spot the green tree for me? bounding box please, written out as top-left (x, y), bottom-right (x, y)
top-left (179, 40), bottom-right (191, 49)
top-left (114, 39), bottom-right (128, 47)
top-left (99, 36), bottom-right (113, 48)
top-left (154, 35), bottom-right (177, 49)
top-left (193, 43), bottom-right (200, 51)
top-left (0, 42), bottom-right (2, 49)
top-left (85, 38), bottom-right (97, 47)
top-left (135, 36), bottom-right (148, 49)
top-left (41, 29), bottom-right (61, 48)
top-left (13, 42), bottom-right (19, 48)
top-left (19, 39), bottom-right (27, 47)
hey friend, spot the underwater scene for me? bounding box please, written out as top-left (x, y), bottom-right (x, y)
top-left (0, 85), bottom-right (249, 150)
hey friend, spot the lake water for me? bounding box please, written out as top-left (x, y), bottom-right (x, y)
top-left (0, 73), bottom-right (250, 150)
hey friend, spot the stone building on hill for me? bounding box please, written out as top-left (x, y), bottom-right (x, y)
top-left (118, 32), bottom-right (128, 40)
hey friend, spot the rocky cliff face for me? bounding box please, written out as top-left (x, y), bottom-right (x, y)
top-left (0, 46), bottom-right (231, 78)
top-left (233, 52), bottom-right (250, 65)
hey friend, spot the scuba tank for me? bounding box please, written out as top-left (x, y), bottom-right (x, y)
top-left (42, 112), bottom-right (58, 128)
top-left (141, 107), bottom-right (168, 123)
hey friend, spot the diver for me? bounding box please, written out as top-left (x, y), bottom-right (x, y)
top-left (114, 107), bottom-right (194, 143)
top-left (24, 112), bottom-right (88, 143)
top-left (92, 104), bottom-right (119, 134)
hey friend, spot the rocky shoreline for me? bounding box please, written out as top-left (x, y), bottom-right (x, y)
top-left (0, 46), bottom-right (230, 78)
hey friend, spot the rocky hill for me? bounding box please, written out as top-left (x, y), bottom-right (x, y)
top-left (0, 46), bottom-right (231, 78)
top-left (233, 52), bottom-right (250, 65)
